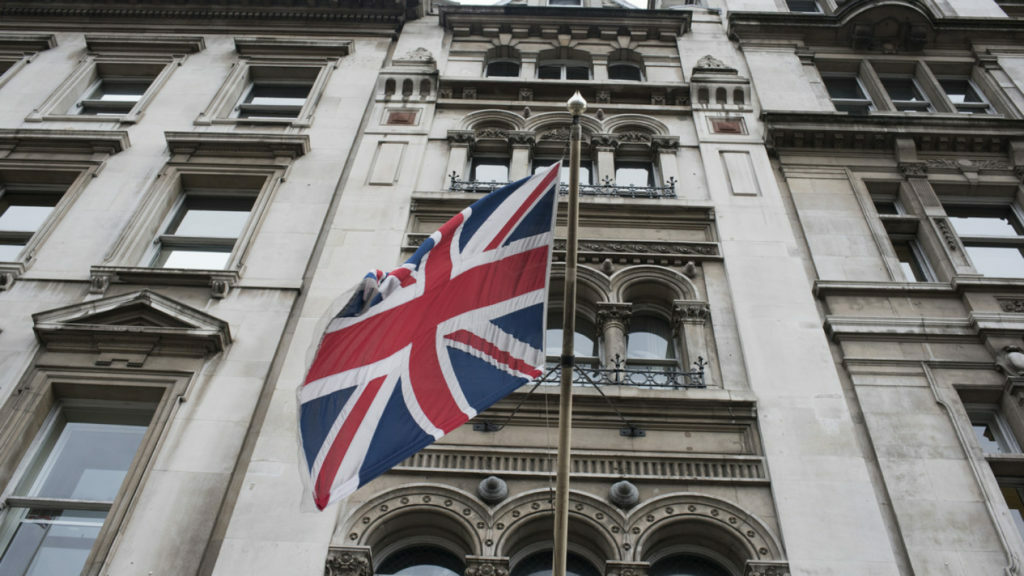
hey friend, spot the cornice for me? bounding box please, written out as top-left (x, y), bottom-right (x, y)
top-left (0, 33), bottom-right (57, 54)
top-left (764, 112), bottom-right (1024, 154)
top-left (0, 128), bottom-right (130, 158)
top-left (439, 5), bottom-right (690, 39)
top-left (164, 131), bottom-right (310, 160)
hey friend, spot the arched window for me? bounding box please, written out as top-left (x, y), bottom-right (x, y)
top-left (649, 554), bottom-right (733, 576)
top-left (547, 314), bottom-right (599, 360)
top-left (511, 551), bottom-right (601, 576)
top-left (607, 49), bottom-right (644, 82)
top-left (485, 46), bottom-right (522, 78)
top-left (626, 313), bottom-right (675, 362)
top-left (537, 48), bottom-right (592, 81)
top-left (377, 546), bottom-right (466, 576)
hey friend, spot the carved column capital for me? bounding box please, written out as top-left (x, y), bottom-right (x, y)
top-left (464, 556), bottom-right (510, 576)
top-left (508, 130), bottom-right (536, 148)
top-left (591, 133), bottom-right (619, 151)
top-left (605, 561), bottom-right (650, 576)
top-left (325, 546), bottom-right (373, 576)
top-left (652, 135), bottom-right (680, 153)
top-left (447, 129), bottom-right (477, 148)
top-left (596, 302), bottom-right (632, 332)
top-left (673, 300), bottom-right (710, 327)
top-left (898, 161), bottom-right (928, 178)
top-left (744, 560), bottom-right (790, 576)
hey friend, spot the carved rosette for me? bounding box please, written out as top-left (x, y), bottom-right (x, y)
top-left (325, 546), bottom-right (372, 576)
top-left (605, 561), bottom-right (649, 576)
top-left (597, 302), bottom-right (632, 332)
top-left (464, 556), bottom-right (510, 576)
top-left (743, 561), bottom-right (790, 576)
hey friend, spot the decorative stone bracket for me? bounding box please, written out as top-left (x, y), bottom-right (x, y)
top-left (605, 560), bottom-right (649, 576)
top-left (465, 556), bottom-right (510, 576)
top-left (325, 546), bottom-right (372, 576)
top-left (744, 560), bottom-right (790, 576)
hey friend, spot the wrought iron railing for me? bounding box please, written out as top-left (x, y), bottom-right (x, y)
top-left (535, 356), bottom-right (707, 389)
top-left (448, 173), bottom-right (677, 199)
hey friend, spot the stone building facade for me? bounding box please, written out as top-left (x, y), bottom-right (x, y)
top-left (0, 0), bottom-right (1021, 575)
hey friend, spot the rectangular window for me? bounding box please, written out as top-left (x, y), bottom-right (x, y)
top-left (471, 158), bottom-right (510, 183)
top-left (534, 160), bottom-right (592, 185)
top-left (72, 75), bottom-right (155, 116)
top-left (823, 75), bottom-right (874, 114)
top-left (0, 190), bottom-right (62, 261)
top-left (615, 162), bottom-right (654, 187)
top-left (154, 193), bottom-right (256, 270)
top-left (946, 205), bottom-right (1024, 278)
top-left (881, 76), bottom-right (932, 112)
top-left (235, 74), bottom-right (314, 120)
top-left (893, 240), bottom-right (932, 282)
top-left (938, 78), bottom-right (994, 114)
top-left (0, 400), bottom-right (155, 576)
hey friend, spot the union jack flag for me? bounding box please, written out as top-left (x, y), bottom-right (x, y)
top-left (298, 163), bottom-right (561, 509)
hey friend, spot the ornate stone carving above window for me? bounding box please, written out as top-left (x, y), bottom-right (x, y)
top-left (324, 546), bottom-right (373, 576)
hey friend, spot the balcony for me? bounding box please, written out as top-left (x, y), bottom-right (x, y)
top-left (448, 174), bottom-right (677, 199)
top-left (535, 356), bottom-right (706, 389)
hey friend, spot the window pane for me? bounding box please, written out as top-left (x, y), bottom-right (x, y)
top-left (565, 66), bottom-right (589, 80)
top-left (973, 421), bottom-right (1009, 453)
top-left (377, 546), bottom-right (464, 576)
top-left (824, 77), bottom-right (864, 100)
top-left (939, 79), bottom-right (983, 104)
top-left (893, 242), bottom-right (928, 281)
top-left (486, 61), bottom-right (520, 77)
top-left (159, 249), bottom-right (232, 270)
top-left (786, 0), bottom-right (821, 11)
top-left (472, 161), bottom-right (509, 182)
top-left (1002, 484), bottom-right (1024, 538)
top-left (245, 84), bottom-right (311, 107)
top-left (627, 315), bottom-right (675, 360)
top-left (608, 64), bottom-right (641, 81)
top-left (27, 421), bottom-right (146, 501)
top-left (882, 78), bottom-right (925, 102)
top-left (537, 66), bottom-right (561, 80)
top-left (546, 316), bottom-right (598, 356)
top-left (512, 552), bottom-right (600, 576)
top-left (615, 163), bottom-right (653, 187)
top-left (169, 197), bottom-right (255, 239)
top-left (874, 201), bottom-right (900, 215)
top-left (650, 554), bottom-right (732, 576)
top-left (549, 0), bottom-right (582, 5)
top-left (535, 161), bottom-right (592, 185)
top-left (965, 246), bottom-right (1024, 277)
top-left (88, 80), bottom-right (149, 102)
top-left (0, 242), bottom-right (24, 261)
top-left (947, 207), bottom-right (1022, 236)
top-left (0, 509), bottom-right (105, 576)
top-left (0, 205), bottom-right (55, 233)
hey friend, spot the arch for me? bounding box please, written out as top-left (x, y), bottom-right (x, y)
top-left (834, 0), bottom-right (937, 25)
top-left (344, 484), bottom-right (488, 560)
top-left (420, 79), bottom-right (432, 98)
top-left (732, 89), bottom-right (745, 106)
top-left (493, 489), bottom-right (622, 563)
top-left (485, 45), bottom-right (523, 78)
top-left (525, 111), bottom-right (602, 138)
top-left (607, 48), bottom-right (645, 82)
top-left (715, 87), bottom-right (727, 105)
top-left (697, 88), bottom-right (709, 105)
top-left (629, 493), bottom-right (784, 566)
top-left (549, 263), bottom-right (612, 313)
top-left (385, 78), bottom-right (396, 98)
top-left (610, 265), bottom-right (699, 304)
top-left (402, 79), bottom-right (414, 98)
top-left (602, 114), bottom-right (669, 136)
top-left (460, 109), bottom-right (526, 131)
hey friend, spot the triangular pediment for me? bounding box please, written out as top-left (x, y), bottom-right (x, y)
top-left (33, 290), bottom-right (231, 357)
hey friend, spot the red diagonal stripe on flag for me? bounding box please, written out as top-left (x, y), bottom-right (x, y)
top-left (485, 167), bottom-right (559, 252)
top-left (445, 329), bottom-right (543, 378)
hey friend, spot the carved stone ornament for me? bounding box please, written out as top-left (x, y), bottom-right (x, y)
top-left (597, 302), bottom-right (632, 331)
top-left (477, 475), bottom-right (509, 505)
top-left (934, 218), bottom-right (958, 251)
top-left (89, 272), bottom-right (112, 295)
top-left (998, 298), bottom-right (1024, 313)
top-left (559, 239), bottom-right (719, 257)
top-left (447, 130), bottom-right (476, 146)
top-left (652, 135), bottom-right (680, 152)
top-left (325, 547), bottom-right (372, 576)
top-left (898, 162), bottom-right (928, 178)
top-left (591, 133), bottom-right (619, 150)
top-left (744, 561), bottom-right (790, 576)
top-left (608, 480), bottom-right (639, 509)
top-left (465, 556), bottom-right (510, 576)
top-left (996, 346), bottom-right (1024, 378)
top-left (0, 271), bottom-right (15, 291)
top-left (925, 158), bottom-right (1010, 172)
top-left (605, 561), bottom-right (650, 576)
top-left (475, 128), bottom-right (509, 140)
top-left (693, 54), bottom-right (737, 74)
top-left (462, 87), bottom-right (477, 100)
top-left (518, 87), bottom-right (533, 101)
top-left (397, 47), bottom-right (434, 63)
top-left (539, 127), bottom-right (570, 141)
top-left (508, 131), bottom-right (535, 147)
top-left (615, 131), bottom-right (653, 145)
top-left (596, 90), bottom-right (611, 104)
top-left (673, 301), bottom-right (710, 325)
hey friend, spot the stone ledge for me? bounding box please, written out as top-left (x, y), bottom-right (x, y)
top-left (90, 266), bottom-right (239, 300)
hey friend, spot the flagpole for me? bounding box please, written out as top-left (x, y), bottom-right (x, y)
top-left (554, 91), bottom-right (586, 576)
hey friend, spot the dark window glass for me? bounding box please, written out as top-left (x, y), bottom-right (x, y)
top-left (650, 554), bottom-right (732, 576)
top-left (939, 78), bottom-right (992, 114)
top-left (786, 0), bottom-right (821, 12)
top-left (824, 76), bottom-right (864, 100)
top-left (565, 66), bottom-right (590, 80)
top-left (486, 61), bottom-right (520, 78)
top-left (0, 191), bottom-right (63, 261)
top-left (512, 551), bottom-right (600, 576)
top-left (881, 77), bottom-right (931, 112)
top-left (608, 64), bottom-right (642, 81)
top-left (237, 82), bottom-right (312, 119)
top-left (377, 546), bottom-right (464, 576)
top-left (873, 201), bottom-right (900, 215)
top-left (538, 66), bottom-right (562, 80)
top-left (893, 241), bottom-right (929, 282)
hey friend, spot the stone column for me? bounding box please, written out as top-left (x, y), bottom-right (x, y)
top-left (464, 556), bottom-right (510, 576)
top-left (592, 134), bottom-right (618, 186)
top-left (596, 302), bottom-right (631, 369)
top-left (508, 131), bottom-right (535, 181)
top-left (324, 546), bottom-right (372, 576)
top-left (446, 130), bottom-right (476, 186)
top-left (672, 300), bottom-right (709, 371)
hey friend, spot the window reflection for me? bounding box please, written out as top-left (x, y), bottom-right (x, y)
top-left (377, 546), bottom-right (464, 576)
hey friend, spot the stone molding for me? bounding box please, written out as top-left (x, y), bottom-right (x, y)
top-left (85, 33), bottom-right (205, 56)
top-left (605, 561), bottom-right (649, 576)
top-left (234, 37), bottom-right (352, 59)
top-left (998, 298), bottom-right (1024, 313)
top-left (0, 34), bottom-right (56, 54)
top-left (898, 161), bottom-right (927, 178)
top-left (744, 560), bottom-right (790, 576)
top-left (90, 266), bottom-right (241, 300)
top-left (673, 300), bottom-right (710, 325)
top-left (32, 289), bottom-right (232, 359)
top-left (0, 128), bottom-right (130, 159)
top-left (324, 546), bottom-right (372, 576)
top-left (465, 556), bottom-right (509, 576)
top-left (164, 131), bottom-right (309, 162)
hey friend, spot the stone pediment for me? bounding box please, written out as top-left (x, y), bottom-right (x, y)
top-left (33, 290), bottom-right (231, 359)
